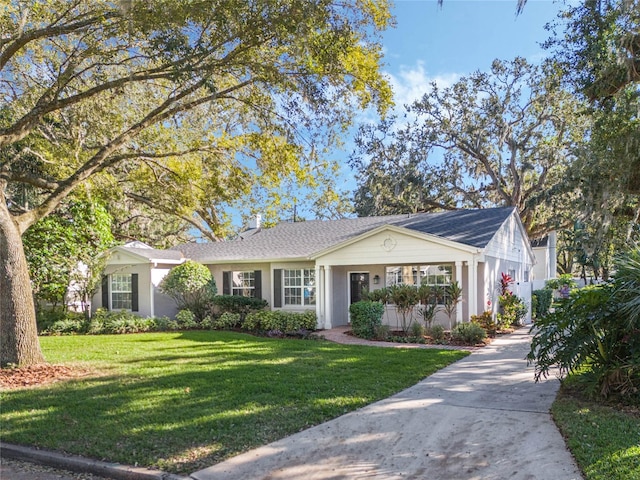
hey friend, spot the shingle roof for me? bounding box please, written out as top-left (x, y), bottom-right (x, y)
top-left (120, 246), bottom-right (185, 262)
top-left (530, 236), bottom-right (549, 248)
top-left (173, 207), bottom-right (515, 263)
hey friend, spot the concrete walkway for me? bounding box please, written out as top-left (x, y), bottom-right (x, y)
top-left (192, 327), bottom-right (583, 480)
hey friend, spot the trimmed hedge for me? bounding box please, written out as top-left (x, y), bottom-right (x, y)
top-left (349, 301), bottom-right (384, 339)
top-left (243, 310), bottom-right (317, 333)
top-left (212, 295), bottom-right (268, 318)
top-left (38, 307), bottom-right (317, 337)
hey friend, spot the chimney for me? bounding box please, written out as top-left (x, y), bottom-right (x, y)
top-left (249, 214), bottom-right (261, 230)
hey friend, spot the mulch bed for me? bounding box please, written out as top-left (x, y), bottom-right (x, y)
top-left (344, 328), bottom-right (516, 348)
top-left (0, 364), bottom-right (95, 389)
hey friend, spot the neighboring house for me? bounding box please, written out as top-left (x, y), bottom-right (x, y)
top-left (531, 232), bottom-right (558, 290)
top-left (94, 207), bottom-right (539, 328)
top-left (96, 241), bottom-right (185, 318)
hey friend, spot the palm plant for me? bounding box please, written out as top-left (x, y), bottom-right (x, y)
top-left (388, 284), bottom-right (419, 334)
top-left (443, 281), bottom-right (463, 330)
top-left (417, 283), bottom-right (441, 329)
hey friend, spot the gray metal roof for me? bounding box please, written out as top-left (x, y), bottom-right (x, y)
top-left (173, 207), bottom-right (516, 263)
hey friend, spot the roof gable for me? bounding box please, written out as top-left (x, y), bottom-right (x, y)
top-left (310, 224), bottom-right (481, 260)
top-left (111, 244), bottom-right (185, 264)
top-left (176, 207), bottom-right (517, 263)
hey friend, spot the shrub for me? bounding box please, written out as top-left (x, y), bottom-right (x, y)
top-left (471, 311), bottom-right (496, 336)
top-left (212, 312), bottom-right (241, 330)
top-left (212, 295), bottom-right (268, 319)
top-left (88, 309), bottom-right (153, 334)
top-left (452, 322), bottom-right (487, 345)
top-left (349, 301), bottom-right (385, 339)
top-left (497, 294), bottom-right (528, 328)
top-left (374, 324), bottom-right (390, 341)
top-left (175, 309), bottom-right (198, 329)
top-left (410, 321), bottom-right (424, 338)
top-left (243, 310), bottom-right (317, 333)
top-left (159, 261), bottom-right (217, 320)
top-left (532, 289), bottom-right (553, 318)
top-left (529, 249), bottom-right (640, 400)
top-left (545, 274), bottom-right (578, 291)
top-left (199, 316), bottom-right (214, 329)
top-left (42, 318), bottom-right (86, 335)
top-left (153, 316), bottom-right (179, 331)
top-left (426, 324), bottom-right (445, 342)
top-left (530, 294), bottom-right (538, 320)
top-left (38, 310), bottom-right (87, 335)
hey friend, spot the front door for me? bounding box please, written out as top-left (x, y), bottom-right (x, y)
top-left (350, 272), bottom-right (370, 304)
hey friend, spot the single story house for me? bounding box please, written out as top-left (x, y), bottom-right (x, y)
top-left (97, 241), bottom-right (185, 318)
top-left (94, 207), bottom-right (539, 328)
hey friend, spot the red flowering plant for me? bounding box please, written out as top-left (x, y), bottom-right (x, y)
top-left (500, 272), bottom-right (514, 296)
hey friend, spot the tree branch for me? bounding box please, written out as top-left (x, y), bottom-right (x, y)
top-left (0, 9), bottom-right (121, 71)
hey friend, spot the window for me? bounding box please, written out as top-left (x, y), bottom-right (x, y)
top-left (283, 268), bottom-right (315, 306)
top-left (385, 265), bottom-right (452, 287)
top-left (421, 265), bottom-right (453, 286)
top-left (232, 271), bottom-right (255, 297)
top-left (111, 274), bottom-right (132, 310)
top-left (223, 270), bottom-right (262, 298)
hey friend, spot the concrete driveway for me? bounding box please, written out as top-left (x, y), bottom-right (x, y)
top-left (192, 327), bottom-right (583, 480)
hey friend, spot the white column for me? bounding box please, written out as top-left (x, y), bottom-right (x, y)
top-left (324, 266), bottom-right (332, 329)
top-left (315, 265), bottom-right (323, 329)
top-left (468, 258), bottom-right (478, 318)
top-left (149, 266), bottom-right (155, 318)
top-left (455, 261), bottom-right (463, 324)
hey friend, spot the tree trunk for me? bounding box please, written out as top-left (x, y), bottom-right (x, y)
top-left (0, 198), bottom-right (45, 367)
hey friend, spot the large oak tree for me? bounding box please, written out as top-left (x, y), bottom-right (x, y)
top-left (0, 0), bottom-right (392, 366)
top-left (351, 58), bottom-right (585, 237)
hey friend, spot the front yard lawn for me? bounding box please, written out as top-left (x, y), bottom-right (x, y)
top-left (552, 380), bottom-right (640, 480)
top-left (0, 331), bottom-right (468, 474)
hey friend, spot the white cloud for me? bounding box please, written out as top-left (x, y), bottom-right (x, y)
top-left (386, 62), bottom-right (461, 113)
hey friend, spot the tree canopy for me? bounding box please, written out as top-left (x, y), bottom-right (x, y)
top-left (351, 58), bottom-right (585, 238)
top-left (0, 0), bottom-right (393, 366)
top-left (23, 196), bottom-right (115, 311)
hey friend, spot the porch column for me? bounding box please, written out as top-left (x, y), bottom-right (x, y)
top-left (455, 261), bottom-right (463, 325)
top-left (315, 265), bottom-right (323, 329)
top-left (149, 265), bottom-right (156, 318)
top-left (467, 258), bottom-right (478, 318)
top-left (324, 266), bottom-right (332, 329)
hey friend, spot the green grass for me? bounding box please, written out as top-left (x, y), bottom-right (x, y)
top-left (552, 380), bottom-right (640, 480)
top-left (0, 331), bottom-right (468, 474)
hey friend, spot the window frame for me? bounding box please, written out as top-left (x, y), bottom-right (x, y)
top-left (282, 268), bottom-right (316, 306)
top-left (385, 264), bottom-right (453, 288)
top-left (231, 270), bottom-right (256, 297)
top-left (110, 273), bottom-right (132, 310)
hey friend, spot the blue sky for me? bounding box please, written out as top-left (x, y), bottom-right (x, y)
top-left (328, 0), bottom-right (563, 200)
top-left (231, 1), bottom-right (564, 231)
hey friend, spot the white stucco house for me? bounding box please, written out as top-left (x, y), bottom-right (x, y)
top-left (94, 207), bottom-right (539, 328)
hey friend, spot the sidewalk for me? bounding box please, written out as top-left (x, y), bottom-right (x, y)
top-left (191, 327), bottom-right (583, 480)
